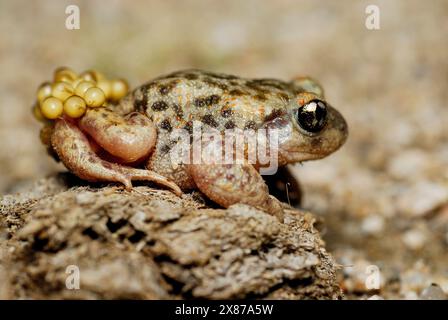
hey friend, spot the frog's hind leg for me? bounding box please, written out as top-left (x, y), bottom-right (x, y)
top-left (79, 108), bottom-right (157, 164)
top-left (51, 118), bottom-right (182, 196)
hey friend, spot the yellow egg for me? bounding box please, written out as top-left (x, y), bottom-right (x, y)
top-left (110, 79), bottom-right (129, 101)
top-left (32, 103), bottom-right (46, 122)
top-left (52, 82), bottom-right (74, 101)
top-left (64, 96), bottom-right (87, 118)
top-left (41, 97), bottom-right (63, 119)
top-left (84, 87), bottom-right (106, 107)
top-left (54, 67), bottom-right (77, 83)
top-left (80, 70), bottom-right (104, 82)
top-left (91, 70), bottom-right (105, 81)
top-left (97, 80), bottom-right (112, 99)
top-left (72, 77), bottom-right (83, 89)
top-left (79, 71), bottom-right (96, 82)
top-left (75, 80), bottom-right (95, 97)
top-left (37, 82), bottom-right (53, 103)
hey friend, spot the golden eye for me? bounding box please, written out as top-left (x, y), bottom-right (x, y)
top-left (296, 99), bottom-right (327, 133)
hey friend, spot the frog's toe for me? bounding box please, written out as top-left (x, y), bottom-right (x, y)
top-left (119, 166), bottom-right (183, 196)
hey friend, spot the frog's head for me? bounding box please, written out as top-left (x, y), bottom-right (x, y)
top-left (264, 92), bottom-right (348, 165)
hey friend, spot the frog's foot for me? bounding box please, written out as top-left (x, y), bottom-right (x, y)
top-left (79, 108), bottom-right (157, 163)
top-left (51, 118), bottom-right (182, 196)
top-left (290, 76), bottom-right (325, 99)
top-left (187, 162), bottom-right (284, 221)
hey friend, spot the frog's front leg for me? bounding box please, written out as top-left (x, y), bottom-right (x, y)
top-left (187, 162), bottom-right (284, 221)
top-left (51, 117), bottom-right (182, 195)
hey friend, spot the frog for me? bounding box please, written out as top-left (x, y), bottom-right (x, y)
top-left (48, 69), bottom-right (348, 219)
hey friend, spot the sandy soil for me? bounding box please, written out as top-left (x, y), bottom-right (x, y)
top-left (0, 0), bottom-right (447, 299)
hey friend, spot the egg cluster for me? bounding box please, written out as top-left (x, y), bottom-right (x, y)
top-left (32, 67), bottom-right (129, 121)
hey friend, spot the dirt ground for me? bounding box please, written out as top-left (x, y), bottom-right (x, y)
top-left (0, 0), bottom-right (447, 299)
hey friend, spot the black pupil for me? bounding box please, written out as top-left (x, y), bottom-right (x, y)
top-left (296, 99), bottom-right (327, 133)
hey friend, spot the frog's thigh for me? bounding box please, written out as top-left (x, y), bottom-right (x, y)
top-left (187, 163), bottom-right (284, 220)
top-left (79, 108), bottom-right (157, 163)
top-left (51, 119), bottom-right (182, 195)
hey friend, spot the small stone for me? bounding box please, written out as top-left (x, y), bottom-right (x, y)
top-left (402, 228), bottom-right (427, 250)
top-left (397, 182), bottom-right (448, 217)
top-left (387, 149), bottom-right (428, 180)
top-left (361, 215), bottom-right (385, 235)
top-left (420, 284), bottom-right (447, 300)
top-left (403, 291), bottom-right (419, 300)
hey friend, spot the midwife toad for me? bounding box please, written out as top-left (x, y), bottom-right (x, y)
top-left (35, 69), bottom-right (348, 219)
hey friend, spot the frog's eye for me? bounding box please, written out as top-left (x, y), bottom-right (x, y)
top-left (296, 99), bottom-right (327, 133)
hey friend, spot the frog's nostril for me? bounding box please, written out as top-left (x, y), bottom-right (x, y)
top-left (339, 113), bottom-right (348, 134)
top-left (328, 106), bottom-right (347, 131)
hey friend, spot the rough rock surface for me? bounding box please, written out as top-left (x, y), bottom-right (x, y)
top-left (0, 173), bottom-right (341, 299)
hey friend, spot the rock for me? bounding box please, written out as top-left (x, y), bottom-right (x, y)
top-left (420, 284), bottom-right (447, 300)
top-left (402, 228), bottom-right (428, 251)
top-left (75, 191), bottom-right (96, 205)
top-left (361, 215), bottom-right (385, 235)
top-left (337, 250), bottom-right (383, 294)
top-left (0, 243), bottom-right (11, 299)
top-left (0, 173), bottom-right (342, 299)
top-left (399, 260), bottom-right (432, 295)
top-left (397, 182), bottom-right (448, 217)
top-left (403, 291), bottom-right (419, 300)
top-left (386, 149), bottom-right (428, 180)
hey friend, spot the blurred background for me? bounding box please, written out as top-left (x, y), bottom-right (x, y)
top-left (0, 0), bottom-right (447, 299)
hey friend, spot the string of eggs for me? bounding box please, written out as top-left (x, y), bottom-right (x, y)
top-left (32, 67), bottom-right (129, 121)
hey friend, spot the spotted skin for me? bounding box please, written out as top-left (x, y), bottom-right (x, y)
top-left (48, 69), bottom-right (348, 219)
top-left (132, 69), bottom-right (299, 133)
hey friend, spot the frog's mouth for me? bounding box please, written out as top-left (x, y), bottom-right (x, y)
top-left (280, 133), bottom-right (348, 163)
top-left (281, 150), bottom-right (330, 163)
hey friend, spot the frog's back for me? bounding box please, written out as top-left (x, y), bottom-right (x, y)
top-left (131, 69), bottom-right (298, 133)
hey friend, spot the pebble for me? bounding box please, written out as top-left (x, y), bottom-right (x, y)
top-left (397, 182), bottom-right (448, 217)
top-left (339, 257), bottom-right (383, 293)
top-left (420, 284), bottom-right (447, 300)
top-left (361, 215), bottom-right (385, 235)
top-left (402, 228), bottom-right (427, 250)
top-left (403, 291), bottom-right (419, 300)
top-left (387, 149), bottom-right (428, 180)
